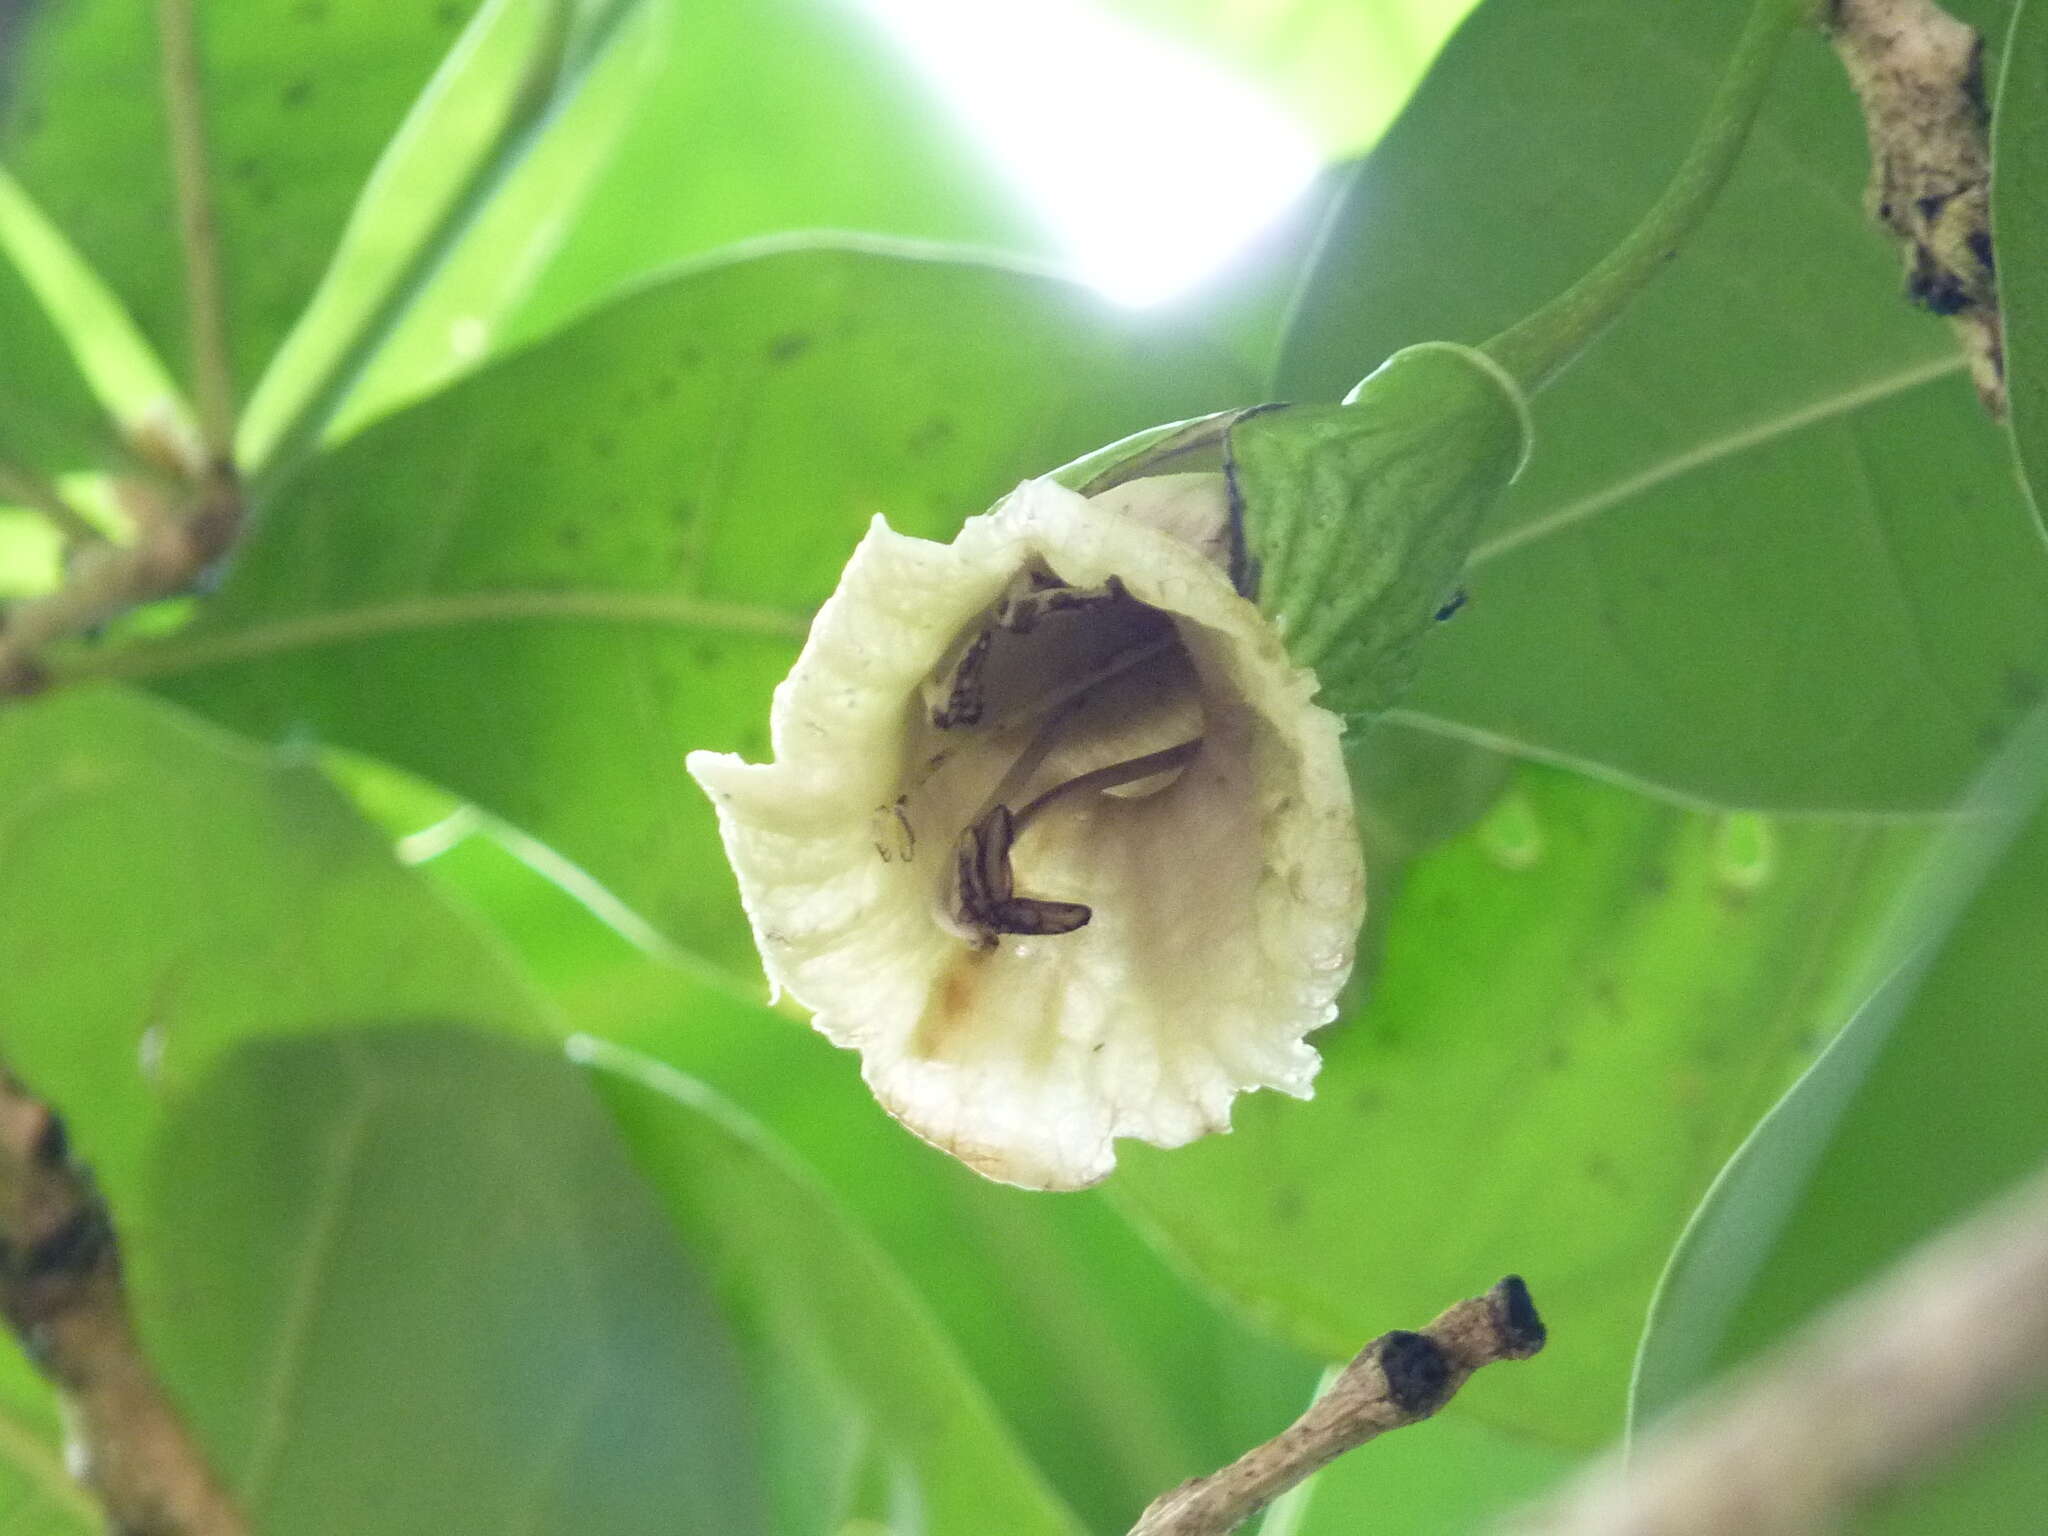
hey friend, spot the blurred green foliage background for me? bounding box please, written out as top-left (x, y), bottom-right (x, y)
top-left (2, 0), bottom-right (2047, 1530)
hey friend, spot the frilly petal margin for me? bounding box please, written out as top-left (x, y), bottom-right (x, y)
top-left (687, 477), bottom-right (1364, 1189)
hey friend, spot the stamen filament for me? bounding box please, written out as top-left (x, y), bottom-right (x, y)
top-left (1011, 738), bottom-right (1203, 832)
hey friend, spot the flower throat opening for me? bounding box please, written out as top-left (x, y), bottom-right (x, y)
top-left (914, 560), bottom-right (1207, 950)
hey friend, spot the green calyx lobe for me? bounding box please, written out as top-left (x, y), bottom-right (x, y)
top-left (1232, 341), bottom-right (1532, 716)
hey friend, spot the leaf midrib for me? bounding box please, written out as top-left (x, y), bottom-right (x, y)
top-left (1472, 353), bottom-right (1970, 566)
top-left (58, 589), bottom-right (811, 686)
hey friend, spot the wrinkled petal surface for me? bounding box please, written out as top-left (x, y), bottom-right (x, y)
top-left (689, 477), bottom-right (1362, 1189)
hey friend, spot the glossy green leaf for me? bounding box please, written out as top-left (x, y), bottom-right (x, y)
top-left (146, 1027), bottom-right (764, 1536)
top-left (500, 0), bottom-right (1044, 351)
top-left (0, 166), bottom-right (192, 456)
top-left (123, 244), bottom-right (1251, 970)
top-left (0, 0), bottom-right (480, 391)
top-left (0, 686), bottom-right (551, 1211)
top-left (607, 993), bottom-right (1320, 1533)
top-left (1113, 763), bottom-right (1928, 1448)
top-left (1280, 0), bottom-right (2045, 810)
top-left (0, 250), bottom-right (112, 477)
top-left (0, 686), bottom-right (556, 1530)
top-left (580, 1037), bottom-right (1089, 1536)
top-left (239, 0), bottom-right (664, 478)
top-left (367, 795), bottom-right (1322, 1534)
top-left (1631, 706), bottom-right (2048, 1530)
top-left (1996, 0), bottom-right (2048, 524)
top-left (1101, 0), bottom-right (1477, 157)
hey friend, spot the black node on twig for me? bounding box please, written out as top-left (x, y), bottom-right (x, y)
top-left (24, 1206), bottom-right (113, 1288)
top-left (1378, 1330), bottom-right (1452, 1415)
top-left (1493, 1274), bottom-right (1548, 1355)
top-left (32, 1108), bottom-right (69, 1169)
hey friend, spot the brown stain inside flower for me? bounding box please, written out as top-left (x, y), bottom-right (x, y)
top-left (912, 946), bottom-right (991, 1060)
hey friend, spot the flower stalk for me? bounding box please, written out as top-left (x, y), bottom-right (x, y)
top-left (1480, 0), bottom-right (1818, 394)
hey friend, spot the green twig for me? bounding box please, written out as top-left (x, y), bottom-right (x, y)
top-left (156, 0), bottom-right (238, 469)
top-left (1481, 0), bottom-right (1817, 393)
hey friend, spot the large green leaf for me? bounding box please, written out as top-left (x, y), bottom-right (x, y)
top-left (1279, 0), bottom-right (2045, 811)
top-left (1112, 763), bottom-right (1928, 1448)
top-left (146, 1028), bottom-right (764, 1536)
top-left (0, 0), bottom-right (480, 391)
top-left (0, 686), bottom-right (550, 1207)
top-left (119, 244), bottom-right (1252, 969)
top-left (239, 0), bottom-right (665, 478)
top-left (0, 252), bottom-right (109, 476)
top-left (1996, 0), bottom-right (2048, 523)
top-left (372, 793), bottom-right (1322, 1534)
top-left (500, 0), bottom-right (1043, 350)
top-left (1631, 706), bottom-right (2048, 1530)
top-left (582, 1037), bottom-right (1089, 1536)
top-left (1103, 0), bottom-right (1477, 156)
top-left (0, 686), bottom-right (555, 1532)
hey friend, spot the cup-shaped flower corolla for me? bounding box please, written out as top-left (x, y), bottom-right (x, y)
top-left (687, 473), bottom-right (1364, 1190)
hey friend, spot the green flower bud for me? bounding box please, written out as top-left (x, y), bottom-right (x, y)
top-left (1232, 341), bottom-right (1533, 715)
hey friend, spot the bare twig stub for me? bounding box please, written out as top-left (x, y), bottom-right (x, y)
top-left (1127, 1276), bottom-right (1547, 1536)
top-left (1824, 0), bottom-right (2004, 412)
top-left (0, 458), bottom-right (241, 699)
top-left (0, 1067), bottom-right (249, 1536)
top-left (1502, 1161), bottom-right (2048, 1536)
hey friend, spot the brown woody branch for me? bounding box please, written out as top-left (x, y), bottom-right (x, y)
top-left (1824, 0), bottom-right (2004, 411)
top-left (1127, 1276), bottom-right (1547, 1536)
top-left (0, 1065), bottom-right (247, 1536)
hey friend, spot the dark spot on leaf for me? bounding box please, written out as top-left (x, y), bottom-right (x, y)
top-left (434, 0), bottom-right (465, 25)
top-left (232, 156), bottom-right (277, 209)
top-left (906, 416), bottom-right (955, 454)
top-left (1544, 1045), bottom-right (1571, 1071)
top-left (294, 0), bottom-right (329, 21)
top-left (1351, 1088), bottom-right (1383, 1115)
top-left (1583, 1154), bottom-right (1624, 1194)
top-left (649, 371), bottom-right (680, 402)
top-left (671, 496), bottom-right (695, 527)
top-left (694, 642), bottom-right (722, 668)
top-left (767, 332), bottom-right (814, 365)
top-left (1270, 1187), bottom-right (1303, 1225)
top-left (2004, 669), bottom-right (2041, 708)
top-left (676, 345), bottom-right (704, 370)
top-left (556, 524), bottom-right (585, 551)
top-left (589, 430), bottom-right (616, 459)
top-left (281, 77), bottom-right (314, 109)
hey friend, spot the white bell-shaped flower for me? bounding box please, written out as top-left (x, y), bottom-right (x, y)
top-left (687, 474), bottom-right (1363, 1189)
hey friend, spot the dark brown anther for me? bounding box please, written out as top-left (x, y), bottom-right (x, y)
top-left (953, 805), bottom-right (1094, 947)
top-left (931, 626), bottom-right (992, 729)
